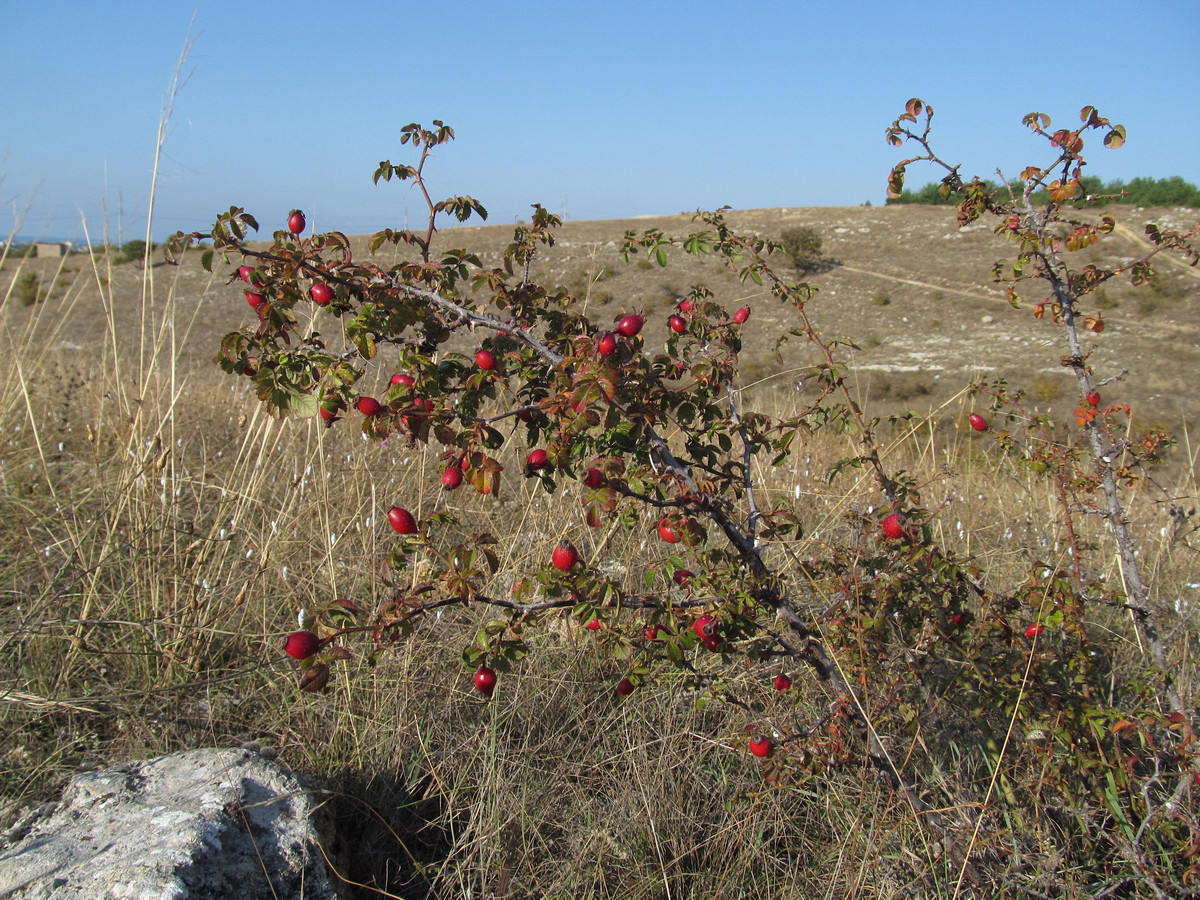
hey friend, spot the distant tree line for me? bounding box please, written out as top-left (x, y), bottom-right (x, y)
top-left (887, 174), bottom-right (1200, 207)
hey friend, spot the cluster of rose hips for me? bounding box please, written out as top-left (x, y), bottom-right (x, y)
top-left (259, 212), bottom-right (1006, 762)
top-left (239, 211), bottom-right (330, 314)
top-left (281, 481), bottom-right (801, 757)
top-left (875, 412), bottom-right (1045, 638)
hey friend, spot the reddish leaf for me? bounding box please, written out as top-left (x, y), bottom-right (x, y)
top-left (905, 97), bottom-right (923, 117)
top-left (299, 663), bottom-right (331, 693)
top-left (1104, 125), bottom-right (1127, 149)
top-left (1023, 112), bottom-right (1051, 131)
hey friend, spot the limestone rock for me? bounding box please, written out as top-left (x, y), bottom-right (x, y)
top-left (0, 747), bottom-right (335, 899)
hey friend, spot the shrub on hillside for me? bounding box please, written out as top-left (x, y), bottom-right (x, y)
top-left (118, 240), bottom-right (153, 263)
top-left (16, 272), bottom-right (41, 306)
top-left (779, 225), bottom-right (824, 272)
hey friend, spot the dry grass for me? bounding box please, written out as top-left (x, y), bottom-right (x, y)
top-left (2, 249), bottom-right (1196, 897)
top-left (1, 190), bottom-right (1198, 896)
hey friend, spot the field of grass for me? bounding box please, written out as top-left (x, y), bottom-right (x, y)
top-left (1, 203), bottom-right (1198, 898)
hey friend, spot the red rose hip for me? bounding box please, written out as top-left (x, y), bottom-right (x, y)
top-left (616, 314), bottom-right (644, 337)
top-left (474, 664), bottom-right (497, 696)
top-left (283, 631), bottom-right (321, 660)
top-left (387, 506), bottom-right (417, 535)
top-left (882, 512), bottom-right (905, 540)
top-left (551, 540), bottom-right (579, 571)
top-left (355, 396), bottom-right (381, 417)
top-left (749, 735), bottom-right (773, 758)
top-left (968, 413), bottom-right (988, 432)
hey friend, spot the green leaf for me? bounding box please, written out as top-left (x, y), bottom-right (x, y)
top-left (289, 391), bottom-right (319, 418)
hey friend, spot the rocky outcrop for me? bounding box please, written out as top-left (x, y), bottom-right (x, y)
top-left (0, 747), bottom-right (335, 899)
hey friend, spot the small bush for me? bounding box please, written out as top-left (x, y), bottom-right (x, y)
top-left (16, 272), bottom-right (41, 306)
top-left (1094, 288), bottom-right (1118, 309)
top-left (779, 225), bottom-right (823, 273)
top-left (1147, 272), bottom-right (1186, 303)
top-left (872, 292), bottom-right (891, 306)
top-left (1029, 374), bottom-right (1065, 402)
top-left (118, 240), bottom-right (154, 263)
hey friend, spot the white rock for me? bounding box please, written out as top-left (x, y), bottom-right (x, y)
top-left (0, 748), bottom-right (335, 899)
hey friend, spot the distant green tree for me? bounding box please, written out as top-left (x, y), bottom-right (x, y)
top-left (893, 174), bottom-right (1200, 207)
top-left (119, 239), bottom-right (151, 263)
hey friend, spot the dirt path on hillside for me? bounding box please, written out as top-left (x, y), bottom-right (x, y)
top-left (1113, 222), bottom-right (1200, 281)
top-left (832, 264), bottom-right (1004, 303)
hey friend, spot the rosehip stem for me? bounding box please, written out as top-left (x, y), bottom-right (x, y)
top-left (726, 384), bottom-right (760, 542)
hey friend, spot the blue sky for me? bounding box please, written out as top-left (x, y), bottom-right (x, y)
top-left (4, 1), bottom-right (1198, 243)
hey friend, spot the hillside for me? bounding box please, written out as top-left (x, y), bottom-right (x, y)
top-left (5, 203), bottom-right (1198, 429)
